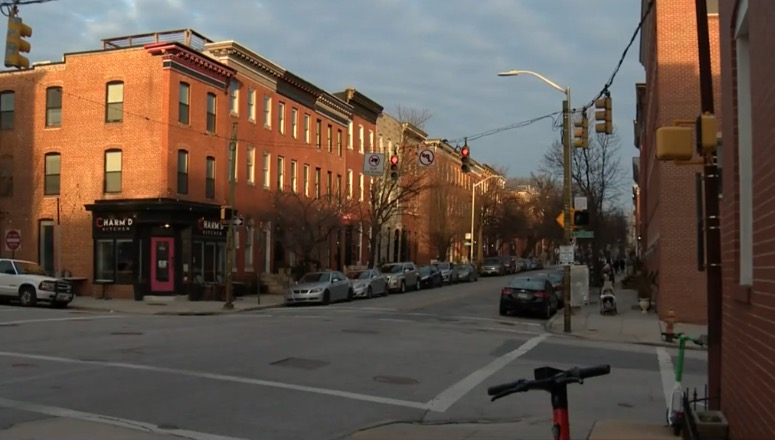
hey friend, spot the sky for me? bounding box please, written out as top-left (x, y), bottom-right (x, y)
top-left (21, 0), bottom-right (643, 207)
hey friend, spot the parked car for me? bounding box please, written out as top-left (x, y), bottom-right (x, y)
top-left (381, 262), bottom-right (420, 293)
top-left (499, 275), bottom-right (559, 319)
top-left (285, 271), bottom-right (353, 305)
top-left (433, 261), bottom-right (459, 284)
top-left (418, 265), bottom-right (443, 289)
top-left (534, 270), bottom-right (566, 307)
top-left (0, 259), bottom-right (74, 307)
top-left (347, 268), bottom-right (388, 298)
top-left (454, 263), bottom-right (478, 282)
top-left (481, 257), bottom-right (506, 276)
top-left (500, 256), bottom-right (517, 274)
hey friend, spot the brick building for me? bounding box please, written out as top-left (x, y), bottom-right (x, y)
top-left (718, 0), bottom-right (775, 438)
top-left (634, 0), bottom-right (721, 323)
top-left (0, 29), bottom-right (382, 299)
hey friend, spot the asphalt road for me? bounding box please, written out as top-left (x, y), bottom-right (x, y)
top-left (0, 272), bottom-right (707, 440)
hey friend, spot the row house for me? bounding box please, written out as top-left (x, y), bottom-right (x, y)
top-left (634, 0), bottom-right (721, 323)
top-left (0, 29), bottom-right (382, 299)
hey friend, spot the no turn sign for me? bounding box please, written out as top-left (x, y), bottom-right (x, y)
top-left (5, 229), bottom-right (21, 252)
top-left (417, 148), bottom-right (436, 167)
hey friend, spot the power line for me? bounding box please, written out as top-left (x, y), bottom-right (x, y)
top-left (1, 0), bottom-right (60, 17)
top-left (447, 111), bottom-right (562, 144)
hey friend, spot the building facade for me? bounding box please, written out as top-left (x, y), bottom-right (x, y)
top-left (635, 0), bottom-right (721, 323)
top-left (718, 0), bottom-right (775, 438)
top-left (0, 29), bottom-right (381, 299)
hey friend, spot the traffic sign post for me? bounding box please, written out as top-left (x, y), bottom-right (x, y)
top-left (221, 217), bottom-right (244, 227)
top-left (417, 148), bottom-right (436, 167)
top-left (363, 153), bottom-right (385, 177)
top-left (558, 245), bottom-right (574, 265)
top-left (5, 228), bottom-right (21, 258)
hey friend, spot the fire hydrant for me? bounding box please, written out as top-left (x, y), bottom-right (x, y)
top-left (663, 309), bottom-right (676, 342)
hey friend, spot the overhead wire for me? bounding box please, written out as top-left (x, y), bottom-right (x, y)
top-left (1, 0), bottom-right (60, 17)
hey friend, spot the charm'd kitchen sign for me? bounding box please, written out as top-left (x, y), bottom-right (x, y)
top-left (95, 216), bottom-right (135, 233)
top-left (196, 217), bottom-right (225, 237)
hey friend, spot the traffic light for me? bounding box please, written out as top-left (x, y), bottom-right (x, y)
top-left (594, 95), bottom-right (612, 135)
top-left (389, 154), bottom-right (399, 181)
top-left (4, 12), bottom-right (32, 69)
top-left (573, 113), bottom-right (589, 148)
top-left (573, 209), bottom-right (590, 227)
top-left (460, 145), bottom-right (471, 173)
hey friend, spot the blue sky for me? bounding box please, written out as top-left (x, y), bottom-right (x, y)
top-left (24, 0), bottom-right (642, 204)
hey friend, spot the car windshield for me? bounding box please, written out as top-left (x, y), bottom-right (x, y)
top-left (382, 264), bottom-right (403, 274)
top-left (419, 266), bottom-right (431, 275)
top-left (484, 258), bottom-right (501, 265)
top-left (13, 261), bottom-right (48, 276)
top-left (434, 262), bottom-right (450, 270)
top-left (353, 271), bottom-right (371, 280)
top-left (507, 277), bottom-right (547, 291)
top-left (299, 272), bottom-right (330, 283)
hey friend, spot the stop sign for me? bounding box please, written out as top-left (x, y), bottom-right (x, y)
top-left (5, 229), bottom-right (20, 251)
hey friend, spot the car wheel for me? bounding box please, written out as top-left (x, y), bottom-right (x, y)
top-left (499, 304), bottom-right (508, 316)
top-left (416, 279), bottom-right (421, 290)
top-left (367, 286), bottom-right (373, 299)
top-left (346, 289), bottom-right (354, 302)
top-left (322, 290), bottom-right (331, 305)
top-left (19, 287), bottom-right (36, 307)
top-left (543, 301), bottom-right (552, 319)
top-left (400, 281), bottom-right (406, 293)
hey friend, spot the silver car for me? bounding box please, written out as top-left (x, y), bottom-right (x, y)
top-left (381, 262), bottom-right (420, 293)
top-left (348, 268), bottom-right (388, 298)
top-left (286, 271), bottom-right (353, 305)
top-left (481, 257), bottom-right (506, 276)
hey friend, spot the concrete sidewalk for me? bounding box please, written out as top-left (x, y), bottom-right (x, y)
top-left (68, 293), bottom-right (285, 315)
top-left (545, 286), bottom-right (707, 349)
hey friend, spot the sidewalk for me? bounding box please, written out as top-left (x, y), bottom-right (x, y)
top-left (68, 294), bottom-right (285, 315)
top-left (545, 285), bottom-right (707, 349)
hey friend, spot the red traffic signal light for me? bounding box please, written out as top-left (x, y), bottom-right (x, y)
top-left (390, 155), bottom-right (398, 165)
top-left (461, 146), bottom-right (470, 157)
top-left (460, 145), bottom-right (471, 173)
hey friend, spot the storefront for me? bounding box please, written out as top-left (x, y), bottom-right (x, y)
top-left (84, 198), bottom-right (226, 299)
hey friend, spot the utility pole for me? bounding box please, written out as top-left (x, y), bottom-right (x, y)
top-left (223, 122), bottom-right (238, 310)
top-left (561, 93), bottom-right (573, 333)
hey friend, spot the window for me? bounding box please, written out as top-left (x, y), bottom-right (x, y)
top-left (346, 169), bottom-right (353, 199)
top-left (38, 220), bottom-right (55, 274)
top-left (206, 93), bottom-right (216, 133)
top-left (327, 171), bottom-right (332, 195)
top-left (247, 88), bottom-right (255, 121)
top-left (291, 108), bottom-right (298, 138)
top-left (359, 173), bottom-right (364, 201)
top-left (44, 152), bottom-right (60, 196)
top-left (314, 167), bottom-right (321, 198)
top-left (358, 125), bottom-right (364, 153)
top-left (337, 129), bottom-right (343, 156)
top-left (228, 142), bottom-right (238, 183)
top-left (95, 239), bottom-right (134, 284)
top-left (206, 156), bottom-right (215, 199)
top-left (0, 91), bottom-right (14, 130)
top-left (304, 114), bottom-right (310, 143)
top-left (229, 80), bottom-right (239, 114)
top-left (104, 149), bottom-right (122, 193)
top-left (278, 102), bottom-right (285, 134)
top-left (277, 156), bottom-right (284, 191)
top-left (45, 86), bottom-right (62, 127)
top-left (246, 145), bottom-right (255, 185)
top-left (0, 154), bottom-right (12, 197)
top-left (177, 150), bottom-right (188, 194)
top-left (263, 95), bottom-right (271, 128)
top-left (105, 81), bottom-right (123, 123)
top-left (735, 0), bottom-right (752, 287)
top-left (348, 121), bottom-right (354, 149)
top-left (337, 174), bottom-right (342, 199)
top-left (262, 152), bottom-right (270, 188)
top-left (303, 164), bottom-right (310, 197)
top-left (245, 224), bottom-right (254, 269)
top-left (327, 124), bottom-right (333, 152)
top-left (316, 119), bottom-right (322, 148)
top-left (369, 130), bottom-right (374, 152)
top-left (290, 160), bottom-right (297, 193)
top-left (178, 83), bottom-right (190, 124)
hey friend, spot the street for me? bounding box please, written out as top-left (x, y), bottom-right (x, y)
top-left (0, 274), bottom-right (707, 440)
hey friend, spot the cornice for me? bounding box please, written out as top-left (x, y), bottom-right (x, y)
top-left (145, 42), bottom-right (235, 79)
top-left (204, 41), bottom-right (283, 79)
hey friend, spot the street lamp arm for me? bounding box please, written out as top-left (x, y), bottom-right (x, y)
top-left (474, 175), bottom-right (506, 189)
top-left (497, 69), bottom-right (565, 95)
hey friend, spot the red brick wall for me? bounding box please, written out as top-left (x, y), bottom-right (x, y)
top-left (719, 1), bottom-right (775, 438)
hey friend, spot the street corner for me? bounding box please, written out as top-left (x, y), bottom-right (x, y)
top-left (340, 420), bottom-right (532, 440)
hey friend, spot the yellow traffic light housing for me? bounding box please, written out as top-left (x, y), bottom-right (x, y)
top-left (573, 113), bottom-right (589, 148)
top-left (594, 96), bottom-right (613, 135)
top-left (697, 113), bottom-right (717, 154)
top-left (4, 13), bottom-right (32, 69)
top-left (655, 126), bottom-right (694, 161)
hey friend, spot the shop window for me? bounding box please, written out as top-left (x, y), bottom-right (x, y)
top-left (38, 220), bottom-right (54, 274)
top-left (45, 86), bottom-right (62, 127)
top-left (177, 150), bottom-right (188, 194)
top-left (105, 81), bottom-right (124, 123)
top-left (44, 152), bottom-right (60, 196)
top-left (192, 241), bottom-right (226, 283)
top-left (104, 149), bottom-right (122, 193)
top-left (95, 238), bottom-right (133, 284)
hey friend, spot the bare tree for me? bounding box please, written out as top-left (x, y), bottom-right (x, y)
top-left (519, 173), bottom-right (564, 257)
top-left (425, 175), bottom-right (467, 260)
top-left (396, 105), bottom-right (432, 130)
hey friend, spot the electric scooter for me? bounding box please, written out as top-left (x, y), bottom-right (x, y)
top-left (666, 333), bottom-right (707, 436)
top-left (488, 364), bottom-right (611, 440)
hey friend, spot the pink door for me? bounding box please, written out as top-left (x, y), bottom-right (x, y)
top-left (150, 237), bottom-right (174, 292)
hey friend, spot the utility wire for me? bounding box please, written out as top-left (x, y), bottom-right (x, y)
top-left (1, 0), bottom-right (60, 16)
top-left (447, 111), bottom-right (562, 144)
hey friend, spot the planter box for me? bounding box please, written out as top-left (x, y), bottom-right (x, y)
top-left (691, 410), bottom-right (729, 439)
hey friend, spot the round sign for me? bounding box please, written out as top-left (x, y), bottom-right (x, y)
top-left (5, 229), bottom-right (20, 251)
top-left (418, 148), bottom-right (435, 166)
top-left (368, 154), bottom-right (381, 166)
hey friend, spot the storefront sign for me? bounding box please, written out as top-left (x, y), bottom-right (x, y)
top-left (95, 216), bottom-right (134, 233)
top-left (196, 218), bottom-right (225, 238)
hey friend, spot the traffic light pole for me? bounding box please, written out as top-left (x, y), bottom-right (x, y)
top-left (223, 122), bottom-right (238, 310)
top-left (562, 91), bottom-right (573, 334)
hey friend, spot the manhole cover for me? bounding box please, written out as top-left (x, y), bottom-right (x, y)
top-left (270, 357), bottom-right (329, 370)
top-left (341, 329), bottom-right (379, 335)
top-left (373, 375), bottom-right (419, 385)
top-left (11, 363), bottom-right (37, 368)
top-left (111, 331), bottom-right (144, 335)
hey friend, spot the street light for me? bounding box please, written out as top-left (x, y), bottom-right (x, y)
top-left (499, 69), bottom-right (573, 333)
top-left (470, 174), bottom-right (506, 264)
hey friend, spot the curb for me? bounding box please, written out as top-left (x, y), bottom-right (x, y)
top-left (545, 328), bottom-right (708, 351)
top-left (68, 302), bottom-right (286, 316)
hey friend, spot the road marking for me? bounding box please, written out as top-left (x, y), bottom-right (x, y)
top-left (378, 318), bottom-right (412, 323)
top-left (426, 333), bottom-right (550, 412)
top-left (0, 351), bottom-right (430, 411)
top-left (0, 397), bottom-right (249, 440)
top-left (0, 316), bottom-right (126, 326)
top-left (656, 347), bottom-right (676, 410)
top-left (327, 306), bottom-right (398, 312)
top-left (405, 312), bottom-right (435, 316)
